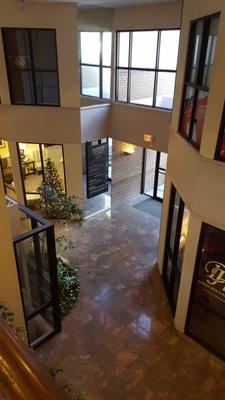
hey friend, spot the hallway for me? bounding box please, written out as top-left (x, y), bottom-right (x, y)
top-left (36, 204), bottom-right (225, 400)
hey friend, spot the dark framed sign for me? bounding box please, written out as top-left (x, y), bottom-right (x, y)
top-left (86, 138), bottom-right (109, 199)
top-left (186, 222), bottom-right (225, 360)
top-left (215, 102), bottom-right (225, 161)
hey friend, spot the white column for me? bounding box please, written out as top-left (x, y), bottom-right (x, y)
top-left (174, 214), bottom-right (202, 332)
top-left (63, 143), bottom-right (84, 208)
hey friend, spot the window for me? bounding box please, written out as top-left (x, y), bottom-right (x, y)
top-left (215, 103), bottom-right (225, 161)
top-left (2, 28), bottom-right (60, 106)
top-left (179, 14), bottom-right (220, 149)
top-left (17, 142), bottom-right (66, 208)
top-left (80, 31), bottom-right (112, 99)
top-left (142, 150), bottom-right (167, 201)
top-left (163, 185), bottom-right (190, 315)
top-left (186, 223), bottom-right (225, 360)
top-left (116, 29), bottom-right (180, 109)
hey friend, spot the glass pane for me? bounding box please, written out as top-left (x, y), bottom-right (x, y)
top-left (143, 149), bottom-right (157, 196)
top-left (156, 72), bottom-right (176, 109)
top-left (31, 29), bottom-right (57, 70)
top-left (191, 90), bottom-right (208, 147)
top-left (3, 28), bottom-right (32, 70)
top-left (180, 86), bottom-right (195, 136)
top-left (131, 31), bottom-right (158, 69)
top-left (35, 71), bottom-right (59, 105)
top-left (41, 144), bottom-right (65, 193)
top-left (80, 32), bottom-right (100, 65)
top-left (81, 65), bottom-right (100, 97)
top-left (130, 70), bottom-right (155, 106)
top-left (189, 303), bottom-right (225, 360)
top-left (188, 21), bottom-right (203, 83)
top-left (102, 67), bottom-right (111, 99)
top-left (15, 231), bottom-right (52, 317)
top-left (159, 30), bottom-right (180, 70)
top-left (18, 142), bottom-right (43, 207)
top-left (102, 32), bottom-right (112, 66)
top-left (177, 206), bottom-right (190, 272)
top-left (116, 69), bottom-right (128, 102)
top-left (166, 254), bottom-right (173, 283)
top-left (28, 306), bottom-right (54, 346)
top-left (118, 32), bottom-right (129, 67)
top-left (157, 172), bottom-right (165, 199)
top-left (10, 70), bottom-right (35, 104)
top-left (0, 139), bottom-right (16, 199)
top-left (203, 17), bottom-right (219, 87)
top-left (169, 191), bottom-right (180, 253)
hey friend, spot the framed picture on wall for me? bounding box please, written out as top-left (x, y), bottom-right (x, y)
top-left (0, 139), bottom-right (5, 149)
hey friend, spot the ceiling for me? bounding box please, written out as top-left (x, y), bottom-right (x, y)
top-left (27, 0), bottom-right (180, 8)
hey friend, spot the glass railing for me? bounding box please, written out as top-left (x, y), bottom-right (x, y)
top-left (6, 197), bottom-right (61, 348)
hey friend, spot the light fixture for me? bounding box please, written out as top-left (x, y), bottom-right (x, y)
top-left (144, 133), bottom-right (155, 144)
top-left (124, 146), bottom-right (135, 155)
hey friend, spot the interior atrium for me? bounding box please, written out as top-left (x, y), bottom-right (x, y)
top-left (0, 0), bottom-right (225, 399)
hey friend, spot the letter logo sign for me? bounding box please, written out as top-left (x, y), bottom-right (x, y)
top-left (205, 261), bottom-right (225, 291)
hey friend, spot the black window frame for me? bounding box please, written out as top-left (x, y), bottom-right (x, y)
top-left (178, 12), bottom-right (220, 150)
top-left (141, 149), bottom-right (167, 202)
top-left (163, 185), bottom-right (187, 316)
top-left (79, 30), bottom-right (112, 100)
top-left (2, 27), bottom-right (60, 107)
top-left (185, 222), bottom-right (225, 361)
top-left (115, 28), bottom-right (180, 111)
top-left (215, 102), bottom-right (225, 162)
top-left (16, 142), bottom-right (67, 207)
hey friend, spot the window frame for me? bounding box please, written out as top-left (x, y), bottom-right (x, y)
top-left (2, 27), bottom-right (60, 107)
top-left (215, 102), bottom-right (225, 162)
top-left (178, 12), bottom-right (220, 150)
top-left (115, 28), bottom-right (180, 110)
top-left (79, 30), bottom-right (112, 100)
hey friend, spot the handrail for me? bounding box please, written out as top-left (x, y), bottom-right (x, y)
top-left (0, 320), bottom-right (70, 399)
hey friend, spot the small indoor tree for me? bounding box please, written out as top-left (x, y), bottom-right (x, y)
top-left (38, 158), bottom-right (83, 223)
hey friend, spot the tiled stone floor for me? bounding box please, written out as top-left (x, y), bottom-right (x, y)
top-left (36, 205), bottom-right (225, 400)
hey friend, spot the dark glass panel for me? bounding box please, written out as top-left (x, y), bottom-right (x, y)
top-left (4, 28), bottom-right (32, 70)
top-left (191, 90), bottom-right (208, 147)
top-left (31, 29), bottom-right (58, 71)
top-left (180, 86), bottom-right (195, 136)
top-left (10, 70), bottom-right (35, 104)
top-left (187, 21), bottom-right (203, 83)
top-left (35, 71), bottom-right (59, 105)
top-left (203, 17), bottom-right (219, 87)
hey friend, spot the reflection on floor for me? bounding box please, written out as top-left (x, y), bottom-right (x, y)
top-left (133, 197), bottom-right (162, 219)
top-left (83, 175), bottom-right (111, 219)
top-left (36, 205), bottom-right (225, 400)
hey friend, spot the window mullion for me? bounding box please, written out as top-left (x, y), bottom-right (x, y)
top-left (99, 32), bottom-right (103, 98)
top-left (153, 30), bottom-right (161, 107)
top-left (28, 29), bottom-right (38, 105)
top-left (127, 31), bottom-right (132, 103)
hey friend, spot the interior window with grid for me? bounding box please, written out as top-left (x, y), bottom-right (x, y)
top-left (80, 31), bottom-right (112, 99)
top-left (2, 28), bottom-right (60, 106)
top-left (116, 29), bottom-right (180, 110)
top-left (179, 13), bottom-right (220, 149)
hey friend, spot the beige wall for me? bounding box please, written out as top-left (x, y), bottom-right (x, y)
top-left (78, 7), bottom-right (114, 30)
top-left (0, 174), bottom-right (25, 328)
top-left (157, 0), bottom-right (225, 333)
top-left (111, 103), bottom-right (171, 152)
top-left (81, 104), bottom-right (111, 143)
top-left (0, 0), bottom-right (80, 108)
top-left (63, 143), bottom-right (83, 205)
top-left (0, 105), bottom-right (81, 144)
top-left (114, 1), bottom-right (182, 30)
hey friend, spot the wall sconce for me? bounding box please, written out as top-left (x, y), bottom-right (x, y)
top-left (124, 146), bottom-right (135, 155)
top-left (143, 133), bottom-right (155, 144)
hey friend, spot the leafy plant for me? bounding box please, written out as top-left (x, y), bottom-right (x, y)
top-left (37, 158), bottom-right (83, 223)
top-left (57, 257), bottom-right (80, 317)
top-left (0, 301), bottom-right (24, 338)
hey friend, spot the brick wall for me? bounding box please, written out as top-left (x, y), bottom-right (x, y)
top-left (112, 139), bottom-right (143, 205)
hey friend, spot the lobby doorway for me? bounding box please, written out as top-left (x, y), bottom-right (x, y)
top-left (83, 137), bottom-right (111, 219)
top-left (142, 149), bottom-right (167, 202)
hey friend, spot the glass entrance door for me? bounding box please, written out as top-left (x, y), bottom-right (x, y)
top-left (142, 149), bottom-right (167, 201)
top-left (163, 185), bottom-right (190, 315)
